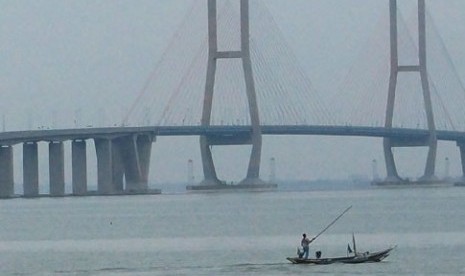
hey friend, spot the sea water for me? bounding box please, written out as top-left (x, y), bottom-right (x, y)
top-left (0, 184), bottom-right (464, 275)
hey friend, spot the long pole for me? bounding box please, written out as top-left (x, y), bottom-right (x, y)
top-left (312, 206), bottom-right (352, 241)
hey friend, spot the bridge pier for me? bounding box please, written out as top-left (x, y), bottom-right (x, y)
top-left (23, 142), bottom-right (39, 197)
top-left (456, 142), bottom-right (465, 184)
top-left (0, 146), bottom-right (14, 197)
top-left (95, 138), bottom-right (125, 194)
top-left (49, 141), bottom-right (65, 196)
top-left (118, 134), bottom-right (153, 191)
top-left (95, 135), bottom-right (155, 195)
top-left (381, 0), bottom-right (437, 184)
top-left (95, 138), bottom-right (115, 194)
top-left (111, 140), bottom-right (125, 192)
top-left (72, 140), bottom-right (87, 195)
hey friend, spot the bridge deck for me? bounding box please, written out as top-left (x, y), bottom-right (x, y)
top-left (0, 125), bottom-right (463, 145)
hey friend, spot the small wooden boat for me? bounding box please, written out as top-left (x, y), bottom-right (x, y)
top-left (288, 232), bottom-right (395, 265)
top-left (288, 208), bottom-right (395, 265)
top-left (286, 246), bottom-right (394, 265)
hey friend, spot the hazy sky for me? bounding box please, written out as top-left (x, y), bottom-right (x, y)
top-left (1, 0), bottom-right (465, 188)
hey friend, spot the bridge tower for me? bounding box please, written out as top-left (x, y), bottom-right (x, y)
top-left (199, 0), bottom-right (264, 186)
top-left (383, 0), bottom-right (437, 182)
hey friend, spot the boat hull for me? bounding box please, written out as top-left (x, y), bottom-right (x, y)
top-left (287, 247), bottom-right (394, 265)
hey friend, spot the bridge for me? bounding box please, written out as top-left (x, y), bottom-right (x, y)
top-left (1, 0), bottom-right (465, 197)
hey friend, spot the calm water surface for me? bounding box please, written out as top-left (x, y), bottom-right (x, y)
top-left (0, 184), bottom-right (465, 275)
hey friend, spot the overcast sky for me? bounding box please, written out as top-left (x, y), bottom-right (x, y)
top-left (1, 0), bottom-right (465, 189)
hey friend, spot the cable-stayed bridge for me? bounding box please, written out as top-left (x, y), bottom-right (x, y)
top-left (1, 0), bottom-right (465, 197)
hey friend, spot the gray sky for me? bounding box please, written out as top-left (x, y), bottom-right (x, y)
top-left (1, 0), bottom-right (465, 188)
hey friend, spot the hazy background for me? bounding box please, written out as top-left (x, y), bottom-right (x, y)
top-left (1, 0), bottom-right (465, 190)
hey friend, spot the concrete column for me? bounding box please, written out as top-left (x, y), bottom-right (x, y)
top-left (94, 138), bottom-right (114, 194)
top-left (418, 0), bottom-right (437, 180)
top-left (0, 146), bottom-right (14, 197)
top-left (199, 0), bottom-right (220, 185)
top-left (137, 135), bottom-right (153, 187)
top-left (72, 140), bottom-right (87, 195)
top-left (383, 139), bottom-right (400, 181)
top-left (458, 143), bottom-right (465, 181)
top-left (240, 0), bottom-right (262, 184)
top-left (49, 141), bottom-right (65, 196)
top-left (200, 136), bottom-right (219, 185)
top-left (121, 135), bottom-right (153, 191)
top-left (111, 140), bottom-right (124, 192)
top-left (383, 0), bottom-right (401, 182)
top-left (23, 142), bottom-right (39, 197)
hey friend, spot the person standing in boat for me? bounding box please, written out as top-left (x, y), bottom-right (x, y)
top-left (300, 233), bottom-right (314, 259)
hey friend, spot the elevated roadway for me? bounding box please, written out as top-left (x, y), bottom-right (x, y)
top-left (0, 125), bottom-right (464, 145)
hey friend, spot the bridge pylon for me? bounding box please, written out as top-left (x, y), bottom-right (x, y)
top-left (383, 0), bottom-right (437, 183)
top-left (197, 0), bottom-right (267, 188)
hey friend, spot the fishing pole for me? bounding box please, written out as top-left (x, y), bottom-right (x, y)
top-left (311, 205), bottom-right (352, 242)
